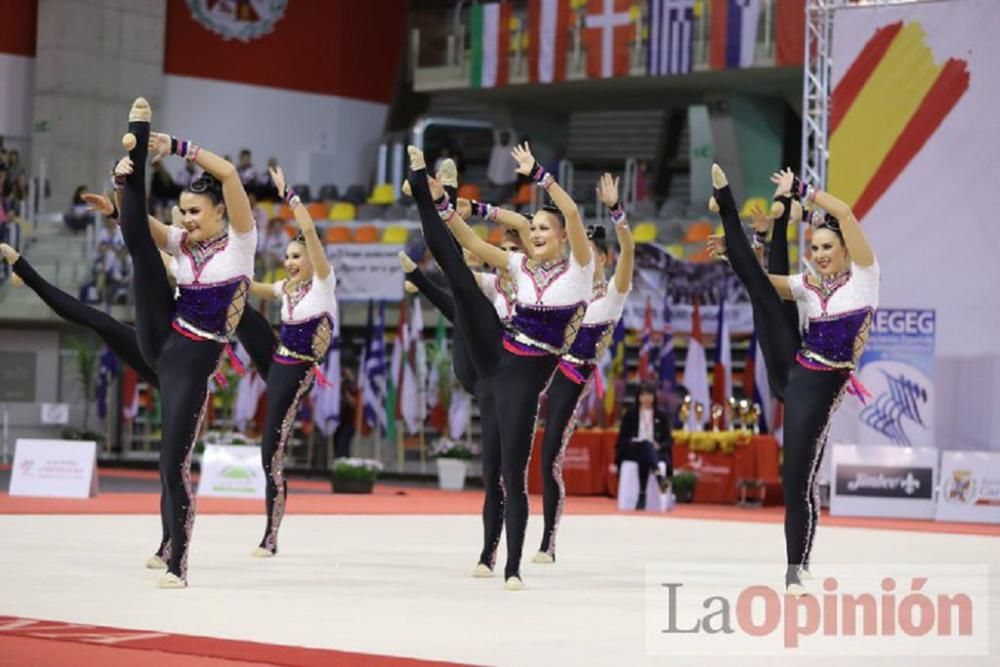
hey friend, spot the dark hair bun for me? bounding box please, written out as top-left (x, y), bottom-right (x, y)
top-left (586, 225), bottom-right (607, 241)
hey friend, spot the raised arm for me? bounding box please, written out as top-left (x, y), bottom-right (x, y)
top-left (407, 146), bottom-right (509, 271)
top-left (149, 132), bottom-right (253, 235)
top-left (467, 199), bottom-right (533, 257)
top-left (511, 142), bottom-right (591, 267)
top-left (597, 173), bottom-right (634, 294)
top-left (776, 168), bottom-right (874, 267)
top-left (810, 189), bottom-right (875, 268)
top-left (108, 161), bottom-right (171, 249)
top-left (271, 166), bottom-right (331, 280)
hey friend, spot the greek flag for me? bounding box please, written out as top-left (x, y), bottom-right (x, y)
top-left (647, 0), bottom-right (696, 76)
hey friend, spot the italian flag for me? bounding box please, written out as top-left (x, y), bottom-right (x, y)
top-left (469, 2), bottom-right (511, 88)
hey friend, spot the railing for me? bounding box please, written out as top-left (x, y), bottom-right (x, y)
top-left (412, 0), bottom-right (780, 90)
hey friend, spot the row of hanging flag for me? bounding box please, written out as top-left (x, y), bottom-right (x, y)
top-left (469, 0), bottom-right (805, 88)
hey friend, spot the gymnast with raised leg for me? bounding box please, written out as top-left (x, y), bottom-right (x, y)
top-left (709, 164), bottom-right (879, 595)
top-left (116, 97), bottom-right (257, 588)
top-left (435, 142), bottom-right (593, 590)
top-left (398, 192), bottom-right (523, 577)
top-left (534, 172), bottom-right (634, 564)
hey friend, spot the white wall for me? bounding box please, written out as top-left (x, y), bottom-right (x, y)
top-left (161, 75), bottom-right (389, 193)
top-left (0, 53), bottom-right (34, 152)
top-left (825, 0), bottom-right (1000, 452)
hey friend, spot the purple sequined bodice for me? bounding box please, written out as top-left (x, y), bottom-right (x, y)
top-left (565, 322), bottom-right (613, 364)
top-left (277, 314), bottom-right (332, 361)
top-left (506, 302), bottom-right (584, 355)
top-left (800, 308), bottom-right (873, 369)
top-left (174, 278), bottom-right (247, 339)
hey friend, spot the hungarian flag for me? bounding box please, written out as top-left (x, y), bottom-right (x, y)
top-left (683, 296), bottom-right (709, 430)
top-left (709, 0), bottom-right (761, 70)
top-left (426, 314), bottom-right (450, 432)
top-left (711, 300), bottom-right (732, 420)
top-left (529, 0), bottom-right (572, 83)
top-left (584, 0), bottom-right (635, 79)
top-left (469, 2), bottom-right (512, 88)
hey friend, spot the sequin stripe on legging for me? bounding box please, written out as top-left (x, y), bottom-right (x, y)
top-left (540, 374), bottom-right (592, 557)
top-left (801, 380), bottom-right (848, 571)
top-left (262, 365), bottom-right (315, 553)
top-left (178, 389), bottom-right (212, 582)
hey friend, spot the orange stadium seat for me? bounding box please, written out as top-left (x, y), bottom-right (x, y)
top-left (513, 183), bottom-right (534, 206)
top-left (353, 225), bottom-right (379, 243)
top-left (306, 202), bottom-right (328, 220)
top-left (488, 226), bottom-right (505, 244)
top-left (684, 221), bottom-right (713, 243)
top-left (324, 225), bottom-right (352, 244)
top-left (278, 203), bottom-right (295, 220)
top-left (457, 183), bottom-right (481, 201)
top-left (283, 224), bottom-right (297, 239)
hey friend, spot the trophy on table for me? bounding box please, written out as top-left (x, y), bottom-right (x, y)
top-left (710, 403), bottom-right (724, 432)
top-left (737, 399), bottom-right (751, 432)
top-left (679, 395), bottom-right (692, 430)
top-left (749, 402), bottom-right (762, 435)
top-left (693, 401), bottom-right (705, 432)
top-left (727, 396), bottom-right (738, 430)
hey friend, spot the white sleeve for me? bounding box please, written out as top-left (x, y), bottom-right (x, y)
top-left (272, 280), bottom-right (285, 300)
top-left (506, 251), bottom-right (524, 277)
top-left (788, 273), bottom-right (807, 302)
top-left (604, 280), bottom-right (629, 311)
top-left (314, 270), bottom-right (337, 299)
top-left (166, 226), bottom-right (184, 255)
top-left (230, 223), bottom-right (257, 252)
top-left (852, 258), bottom-right (880, 308)
top-left (475, 272), bottom-right (498, 300)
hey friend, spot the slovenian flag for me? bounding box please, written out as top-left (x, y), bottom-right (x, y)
top-left (710, 0), bottom-right (761, 70)
top-left (469, 2), bottom-right (512, 88)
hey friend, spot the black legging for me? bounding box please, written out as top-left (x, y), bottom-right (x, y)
top-left (537, 367), bottom-right (590, 558)
top-left (11, 255), bottom-right (174, 562)
top-left (258, 361), bottom-right (315, 553)
top-left (714, 184), bottom-right (799, 402)
top-left (120, 112), bottom-right (225, 582)
top-left (714, 182), bottom-right (848, 586)
top-left (409, 166), bottom-right (504, 379)
top-left (405, 267), bottom-right (503, 569)
top-left (493, 349), bottom-right (559, 580)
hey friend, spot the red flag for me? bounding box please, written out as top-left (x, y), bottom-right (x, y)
top-left (775, 0), bottom-right (806, 66)
top-left (529, 0), bottom-right (572, 83)
top-left (584, 0), bottom-right (634, 79)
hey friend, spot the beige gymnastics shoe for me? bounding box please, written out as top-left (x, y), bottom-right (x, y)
top-left (711, 163), bottom-right (728, 189)
top-left (472, 563), bottom-right (495, 578)
top-left (504, 576), bottom-right (525, 591)
top-left (250, 547), bottom-right (275, 558)
top-left (531, 551), bottom-right (554, 564)
top-left (129, 96), bottom-right (151, 123)
top-left (145, 554), bottom-right (166, 570)
top-left (157, 573), bottom-right (187, 589)
top-left (436, 158), bottom-right (458, 188)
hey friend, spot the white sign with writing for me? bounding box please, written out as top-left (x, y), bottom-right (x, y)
top-left (326, 243), bottom-right (405, 301)
top-left (830, 444), bottom-right (938, 519)
top-left (40, 403), bottom-right (70, 425)
top-left (9, 439), bottom-right (98, 498)
top-left (197, 444), bottom-right (266, 498)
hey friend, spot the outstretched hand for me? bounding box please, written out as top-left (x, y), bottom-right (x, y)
top-left (770, 167), bottom-right (795, 198)
top-left (148, 132), bottom-right (171, 164)
top-left (706, 234), bottom-right (727, 260)
top-left (511, 142), bottom-right (535, 176)
top-left (749, 204), bottom-right (771, 234)
top-left (596, 172), bottom-right (620, 208)
top-left (82, 192), bottom-right (114, 216)
top-left (114, 156), bottom-right (134, 177)
top-left (269, 166), bottom-right (287, 198)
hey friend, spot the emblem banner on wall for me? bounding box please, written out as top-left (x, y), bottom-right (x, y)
top-left (856, 309), bottom-right (935, 448)
top-left (326, 243), bottom-right (405, 302)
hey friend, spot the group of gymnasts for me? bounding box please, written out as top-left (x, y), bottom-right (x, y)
top-left (0, 96), bottom-right (878, 595)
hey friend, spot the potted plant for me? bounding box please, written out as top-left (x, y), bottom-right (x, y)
top-left (671, 471), bottom-right (697, 503)
top-left (331, 458), bottom-right (382, 494)
top-left (430, 437), bottom-right (475, 491)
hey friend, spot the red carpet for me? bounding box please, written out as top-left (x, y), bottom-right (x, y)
top-left (0, 617), bottom-right (473, 667)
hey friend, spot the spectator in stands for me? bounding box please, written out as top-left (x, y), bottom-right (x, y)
top-left (261, 217), bottom-right (288, 271)
top-left (636, 159), bottom-right (652, 205)
top-left (249, 192), bottom-right (269, 250)
top-left (487, 129), bottom-right (517, 202)
top-left (91, 216), bottom-right (131, 304)
top-left (238, 148), bottom-right (258, 193)
top-left (257, 157), bottom-right (280, 201)
top-left (613, 381), bottom-right (672, 509)
top-left (64, 185), bottom-right (96, 232)
top-left (4, 149), bottom-right (25, 186)
top-left (334, 367), bottom-right (359, 459)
